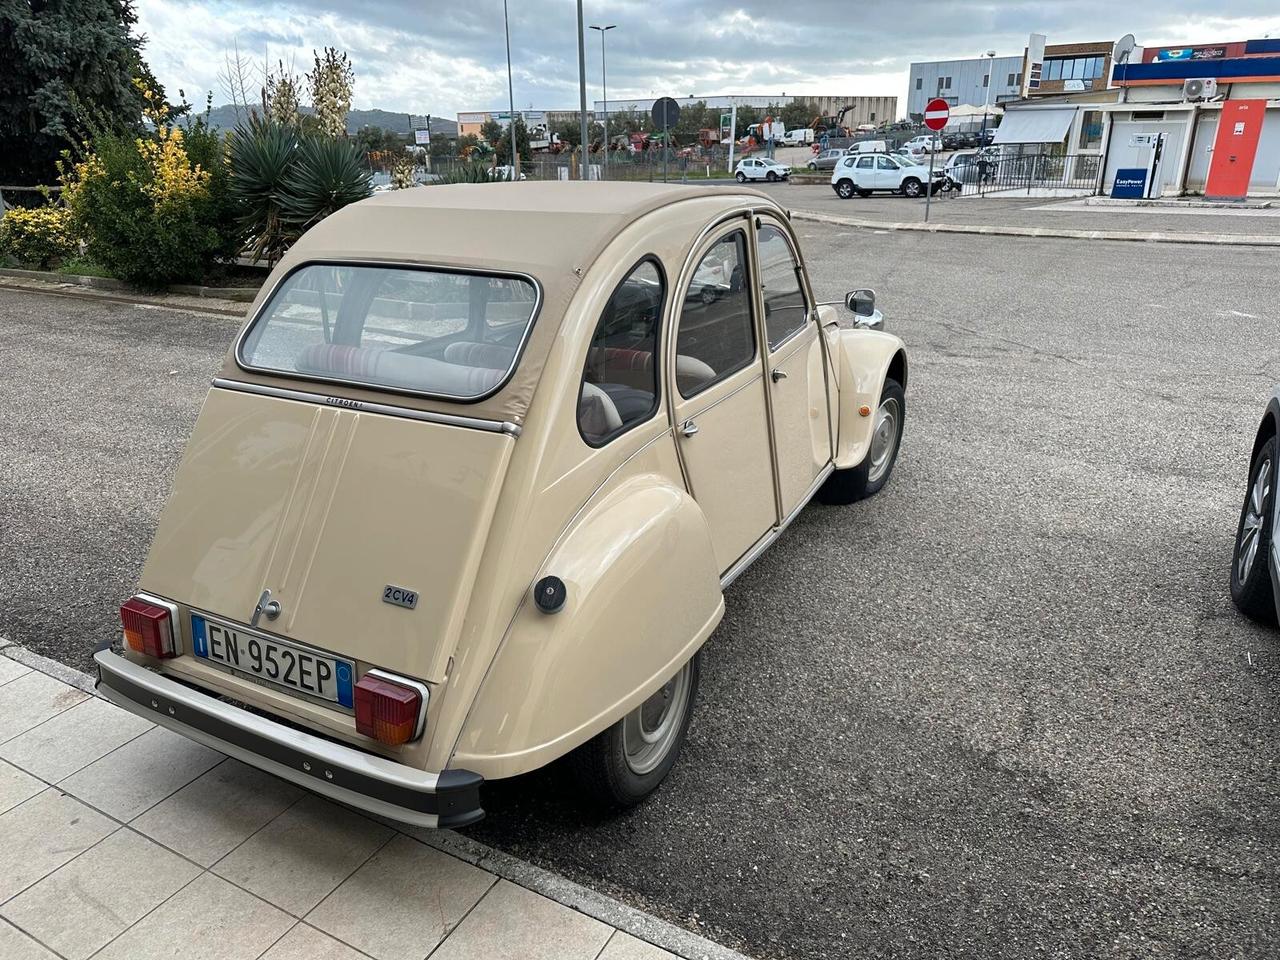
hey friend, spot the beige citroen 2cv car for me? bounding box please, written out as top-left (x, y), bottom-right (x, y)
top-left (95, 183), bottom-right (907, 827)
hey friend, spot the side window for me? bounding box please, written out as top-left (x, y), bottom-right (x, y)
top-left (676, 231), bottom-right (755, 398)
top-left (877, 156), bottom-right (897, 170)
top-left (857, 156), bottom-right (875, 169)
top-left (578, 259), bottom-right (664, 445)
top-left (757, 226), bottom-right (808, 350)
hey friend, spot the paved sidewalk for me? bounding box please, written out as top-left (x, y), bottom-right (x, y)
top-left (0, 648), bottom-right (734, 960)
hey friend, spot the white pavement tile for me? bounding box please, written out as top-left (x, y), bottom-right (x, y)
top-left (429, 880), bottom-right (613, 960)
top-left (0, 827), bottom-right (201, 960)
top-left (0, 695), bottom-right (152, 783)
top-left (133, 759), bottom-right (303, 867)
top-left (0, 759), bottom-right (44, 816)
top-left (259, 923), bottom-right (371, 960)
top-left (0, 657), bottom-right (32, 686)
top-left (91, 871), bottom-right (293, 960)
top-left (0, 671), bottom-right (88, 744)
top-left (212, 794), bottom-right (394, 917)
top-left (0, 918), bottom-right (59, 960)
top-left (598, 931), bottom-right (684, 960)
top-left (59, 726), bottom-right (223, 821)
top-left (0, 790), bottom-right (116, 902)
top-left (308, 834), bottom-right (494, 960)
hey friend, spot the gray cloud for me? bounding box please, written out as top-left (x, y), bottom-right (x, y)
top-left (136, 2), bottom-right (1280, 117)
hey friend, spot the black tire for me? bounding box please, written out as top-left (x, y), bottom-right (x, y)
top-left (766, 170), bottom-right (778, 182)
top-left (818, 378), bottom-right (905, 505)
top-left (835, 179), bottom-right (855, 199)
top-left (857, 188), bottom-right (872, 198)
top-left (901, 177), bottom-right (922, 198)
top-left (735, 171), bottom-right (747, 183)
top-left (1231, 435), bottom-right (1278, 624)
top-left (570, 651), bottom-right (701, 808)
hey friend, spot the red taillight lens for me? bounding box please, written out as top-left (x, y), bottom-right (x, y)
top-left (354, 674), bottom-right (422, 745)
top-left (120, 597), bottom-right (175, 658)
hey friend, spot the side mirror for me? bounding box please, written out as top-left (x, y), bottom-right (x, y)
top-left (845, 288), bottom-right (876, 317)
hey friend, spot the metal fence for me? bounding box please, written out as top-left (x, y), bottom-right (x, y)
top-left (971, 152), bottom-right (1101, 197)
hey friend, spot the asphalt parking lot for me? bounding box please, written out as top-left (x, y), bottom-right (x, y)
top-left (2, 226), bottom-right (1279, 959)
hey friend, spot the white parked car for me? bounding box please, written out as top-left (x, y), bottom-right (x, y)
top-left (830, 153), bottom-right (947, 199)
top-left (904, 134), bottom-right (943, 154)
top-left (734, 157), bottom-right (792, 182)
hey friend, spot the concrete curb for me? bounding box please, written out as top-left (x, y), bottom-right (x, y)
top-left (0, 275), bottom-right (247, 318)
top-left (0, 267), bottom-right (260, 301)
top-left (0, 641), bottom-right (753, 960)
top-left (788, 209), bottom-right (1280, 246)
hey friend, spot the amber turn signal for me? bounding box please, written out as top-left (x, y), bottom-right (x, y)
top-left (354, 673), bottom-right (423, 745)
top-left (120, 596), bottom-right (176, 658)
top-left (859, 404), bottom-right (872, 417)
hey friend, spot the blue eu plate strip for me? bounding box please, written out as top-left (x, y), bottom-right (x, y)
top-left (191, 615), bottom-right (209, 658)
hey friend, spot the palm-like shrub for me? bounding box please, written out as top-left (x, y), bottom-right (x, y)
top-left (279, 135), bottom-right (373, 230)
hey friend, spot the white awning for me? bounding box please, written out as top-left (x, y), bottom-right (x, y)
top-left (992, 108), bottom-right (1075, 144)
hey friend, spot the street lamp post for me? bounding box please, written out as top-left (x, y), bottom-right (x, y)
top-left (981, 49), bottom-right (996, 146)
top-left (503, 0), bottom-right (518, 181)
top-left (590, 24), bottom-right (616, 178)
top-left (576, 0), bottom-right (589, 178)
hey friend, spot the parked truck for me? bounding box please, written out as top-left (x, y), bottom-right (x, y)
top-left (783, 128), bottom-right (815, 146)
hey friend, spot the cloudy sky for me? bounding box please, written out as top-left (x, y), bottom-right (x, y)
top-left (135, 2), bottom-right (1280, 118)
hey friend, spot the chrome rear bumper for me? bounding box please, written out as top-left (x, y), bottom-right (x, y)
top-left (94, 649), bottom-right (483, 828)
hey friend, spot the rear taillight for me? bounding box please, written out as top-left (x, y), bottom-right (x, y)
top-left (354, 672), bottom-right (424, 745)
top-left (120, 596), bottom-right (176, 658)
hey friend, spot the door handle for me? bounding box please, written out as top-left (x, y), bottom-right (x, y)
top-left (680, 419), bottom-right (700, 438)
top-left (771, 369), bottom-right (788, 383)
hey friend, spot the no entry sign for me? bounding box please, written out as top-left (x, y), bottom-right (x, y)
top-left (923, 98), bottom-right (950, 131)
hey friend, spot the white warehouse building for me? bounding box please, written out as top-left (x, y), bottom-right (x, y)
top-left (907, 56), bottom-right (1025, 117)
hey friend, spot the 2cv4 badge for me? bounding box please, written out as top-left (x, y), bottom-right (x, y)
top-left (382, 585), bottom-right (419, 610)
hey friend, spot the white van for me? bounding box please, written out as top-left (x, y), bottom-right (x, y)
top-left (849, 140), bottom-right (888, 155)
top-left (783, 127), bottom-right (814, 145)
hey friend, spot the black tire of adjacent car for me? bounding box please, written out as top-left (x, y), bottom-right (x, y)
top-left (570, 651), bottom-right (701, 808)
top-left (736, 171), bottom-right (747, 183)
top-left (766, 171), bottom-right (778, 182)
top-left (901, 178), bottom-right (922, 198)
top-left (818, 378), bottom-right (905, 505)
top-left (836, 179), bottom-right (855, 199)
top-left (1231, 435), bottom-right (1278, 624)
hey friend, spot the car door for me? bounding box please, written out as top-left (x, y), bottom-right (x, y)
top-left (670, 222), bottom-right (778, 575)
top-left (754, 217), bottom-right (832, 517)
top-left (876, 155), bottom-right (900, 189)
top-left (854, 155), bottom-right (876, 188)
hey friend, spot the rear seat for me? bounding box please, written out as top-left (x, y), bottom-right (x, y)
top-left (294, 343), bottom-right (506, 397)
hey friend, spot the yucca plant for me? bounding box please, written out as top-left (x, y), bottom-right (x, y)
top-left (279, 136), bottom-right (372, 232)
top-left (434, 162), bottom-right (502, 184)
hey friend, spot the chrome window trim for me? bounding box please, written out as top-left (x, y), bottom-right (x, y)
top-left (233, 258), bottom-right (544, 406)
top-left (211, 378), bottom-right (522, 436)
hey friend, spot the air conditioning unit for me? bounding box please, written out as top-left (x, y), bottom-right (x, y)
top-left (1183, 78), bottom-right (1218, 100)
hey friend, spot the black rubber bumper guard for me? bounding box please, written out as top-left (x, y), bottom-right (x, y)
top-left (94, 647), bottom-right (484, 828)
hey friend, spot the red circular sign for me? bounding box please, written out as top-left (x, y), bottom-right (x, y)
top-left (923, 98), bottom-right (950, 131)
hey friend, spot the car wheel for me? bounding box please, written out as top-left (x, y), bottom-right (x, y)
top-left (807, 161), bottom-right (817, 170)
top-left (835, 179), bottom-right (855, 199)
top-left (766, 171), bottom-right (778, 182)
top-left (570, 651), bottom-right (701, 807)
top-left (901, 178), bottom-right (922, 198)
top-left (700, 285), bottom-right (716, 305)
top-left (735, 171), bottom-right (747, 183)
top-left (1231, 435), bottom-right (1278, 624)
top-left (817, 378), bottom-right (905, 505)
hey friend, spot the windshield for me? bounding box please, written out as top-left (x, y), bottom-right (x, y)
top-left (239, 263), bottom-right (539, 400)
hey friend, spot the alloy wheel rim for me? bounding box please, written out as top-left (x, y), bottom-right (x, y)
top-left (1238, 458), bottom-right (1271, 583)
top-left (867, 396), bottom-right (901, 484)
top-left (623, 661), bottom-right (691, 775)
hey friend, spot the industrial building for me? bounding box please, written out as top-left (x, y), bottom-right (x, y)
top-left (455, 110), bottom-right (590, 138)
top-left (907, 56), bottom-right (1025, 117)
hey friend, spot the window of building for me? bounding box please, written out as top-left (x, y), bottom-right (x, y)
top-left (944, 76), bottom-right (952, 89)
top-left (675, 232), bottom-right (756, 399)
top-left (1007, 72), bottom-right (1017, 86)
top-left (1077, 110), bottom-right (1104, 151)
top-left (578, 258), bottom-right (665, 445)
top-left (915, 77), bottom-right (922, 90)
top-left (757, 227), bottom-right (808, 350)
top-left (982, 73), bottom-right (990, 87)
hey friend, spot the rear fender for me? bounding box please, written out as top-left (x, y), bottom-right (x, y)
top-left (452, 473), bottom-right (723, 779)
top-left (829, 327), bottom-right (908, 470)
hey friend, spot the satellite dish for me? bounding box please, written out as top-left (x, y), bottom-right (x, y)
top-left (1114, 33), bottom-right (1136, 65)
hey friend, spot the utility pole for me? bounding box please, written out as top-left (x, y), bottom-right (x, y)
top-left (981, 49), bottom-right (996, 146)
top-left (503, 0), bottom-right (518, 180)
top-left (590, 24), bottom-right (616, 179)
top-left (576, 0), bottom-right (589, 178)
top-left (727, 98), bottom-right (737, 174)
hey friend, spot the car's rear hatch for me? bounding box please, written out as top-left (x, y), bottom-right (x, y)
top-left (140, 385), bottom-right (514, 684)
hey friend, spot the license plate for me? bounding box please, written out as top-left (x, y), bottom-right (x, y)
top-left (191, 614), bottom-right (354, 709)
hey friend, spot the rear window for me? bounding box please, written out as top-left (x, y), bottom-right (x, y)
top-left (238, 263), bottom-right (539, 400)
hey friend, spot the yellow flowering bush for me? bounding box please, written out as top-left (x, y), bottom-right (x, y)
top-left (0, 205), bottom-right (78, 268)
top-left (62, 104), bottom-right (239, 287)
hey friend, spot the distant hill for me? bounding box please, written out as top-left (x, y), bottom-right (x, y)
top-left (201, 104), bottom-right (458, 138)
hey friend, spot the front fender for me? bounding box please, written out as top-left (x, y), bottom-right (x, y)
top-left (452, 472), bottom-right (723, 779)
top-left (829, 327), bottom-right (908, 470)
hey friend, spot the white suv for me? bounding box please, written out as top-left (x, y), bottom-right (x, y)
top-left (904, 134), bottom-right (942, 154)
top-left (734, 157), bottom-right (791, 182)
top-left (830, 153), bottom-right (944, 199)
